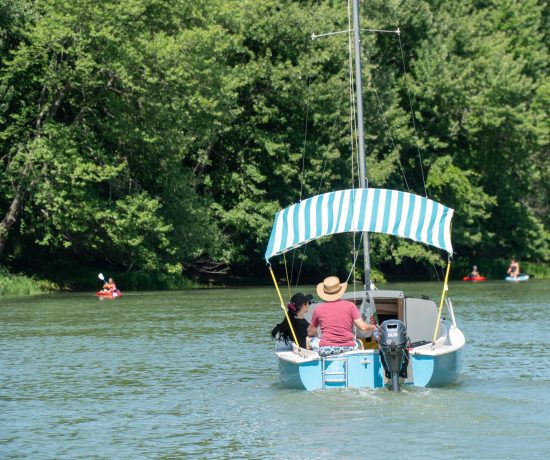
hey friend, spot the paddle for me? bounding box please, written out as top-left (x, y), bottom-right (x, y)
top-left (98, 273), bottom-right (120, 296)
top-left (98, 272), bottom-right (108, 289)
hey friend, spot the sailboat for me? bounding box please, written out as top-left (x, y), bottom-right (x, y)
top-left (265, 1), bottom-right (465, 391)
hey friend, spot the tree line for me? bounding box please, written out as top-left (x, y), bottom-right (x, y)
top-left (1, 0), bottom-right (548, 285)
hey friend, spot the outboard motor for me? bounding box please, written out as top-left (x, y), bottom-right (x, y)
top-left (379, 319), bottom-right (409, 392)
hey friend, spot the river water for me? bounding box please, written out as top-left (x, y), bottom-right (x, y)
top-left (1, 280), bottom-right (549, 459)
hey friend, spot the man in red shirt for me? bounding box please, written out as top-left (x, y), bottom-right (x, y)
top-left (307, 276), bottom-right (376, 356)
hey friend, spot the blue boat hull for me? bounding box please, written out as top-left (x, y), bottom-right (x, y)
top-left (505, 275), bottom-right (529, 282)
top-left (278, 351), bottom-right (384, 390)
top-left (410, 347), bottom-right (463, 387)
top-left (277, 346), bottom-right (463, 390)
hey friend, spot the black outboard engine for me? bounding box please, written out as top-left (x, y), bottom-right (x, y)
top-left (379, 319), bottom-right (409, 392)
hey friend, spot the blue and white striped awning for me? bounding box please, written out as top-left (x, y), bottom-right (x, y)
top-left (264, 188), bottom-right (454, 261)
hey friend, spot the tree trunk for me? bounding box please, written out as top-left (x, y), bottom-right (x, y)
top-left (0, 190), bottom-right (23, 259)
top-left (0, 82), bottom-right (70, 260)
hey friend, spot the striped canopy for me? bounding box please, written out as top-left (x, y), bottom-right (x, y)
top-left (265, 188), bottom-right (454, 261)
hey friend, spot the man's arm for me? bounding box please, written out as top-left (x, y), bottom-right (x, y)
top-left (354, 317), bottom-right (377, 332)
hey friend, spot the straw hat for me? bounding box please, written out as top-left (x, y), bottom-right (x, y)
top-left (316, 276), bottom-right (348, 301)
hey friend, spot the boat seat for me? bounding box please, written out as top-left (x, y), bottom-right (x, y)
top-left (292, 343), bottom-right (320, 359)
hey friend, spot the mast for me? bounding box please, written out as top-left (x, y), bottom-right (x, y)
top-left (352, 0), bottom-right (371, 289)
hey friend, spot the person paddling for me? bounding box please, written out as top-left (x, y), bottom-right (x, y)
top-left (507, 259), bottom-right (520, 278)
top-left (102, 277), bottom-right (117, 293)
top-left (307, 276), bottom-right (377, 357)
top-left (469, 265), bottom-right (480, 278)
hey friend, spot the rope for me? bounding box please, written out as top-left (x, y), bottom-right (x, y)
top-left (300, 75), bottom-right (312, 202)
top-left (370, 79), bottom-right (410, 192)
top-left (397, 32), bottom-right (427, 199)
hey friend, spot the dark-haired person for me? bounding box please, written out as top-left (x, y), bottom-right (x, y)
top-left (271, 292), bottom-right (313, 349)
top-left (507, 259), bottom-right (520, 278)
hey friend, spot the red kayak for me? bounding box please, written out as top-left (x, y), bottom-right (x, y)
top-left (462, 276), bottom-right (487, 282)
top-left (96, 290), bottom-right (122, 298)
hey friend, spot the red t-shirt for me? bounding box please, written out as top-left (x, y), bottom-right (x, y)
top-left (310, 299), bottom-right (360, 347)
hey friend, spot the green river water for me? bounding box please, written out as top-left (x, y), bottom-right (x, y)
top-left (1, 280), bottom-right (549, 459)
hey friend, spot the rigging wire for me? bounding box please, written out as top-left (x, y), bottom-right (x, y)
top-left (368, 74), bottom-right (411, 193)
top-left (291, 15), bottom-right (443, 287)
top-left (292, 25), bottom-right (354, 287)
top-left (395, 32), bottom-right (449, 279)
top-left (397, 32), bottom-right (428, 199)
top-left (293, 72), bottom-right (350, 287)
top-left (300, 75), bottom-right (312, 202)
top-left (395, 33), bottom-right (445, 280)
top-left (289, 74), bottom-right (313, 287)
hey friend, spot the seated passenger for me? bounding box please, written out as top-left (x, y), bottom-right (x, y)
top-left (307, 276), bottom-right (377, 357)
top-left (271, 292), bottom-right (313, 349)
top-left (102, 278), bottom-right (116, 293)
top-left (507, 259), bottom-right (520, 278)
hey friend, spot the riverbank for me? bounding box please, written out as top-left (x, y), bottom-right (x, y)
top-left (0, 269), bottom-right (58, 296)
top-left (2, 260), bottom-right (548, 297)
top-left (0, 267), bottom-right (200, 296)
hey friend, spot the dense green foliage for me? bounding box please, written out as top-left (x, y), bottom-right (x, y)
top-left (1, 0), bottom-right (548, 286)
top-left (0, 267), bottom-right (58, 295)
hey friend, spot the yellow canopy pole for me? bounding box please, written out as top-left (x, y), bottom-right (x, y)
top-left (268, 265), bottom-right (301, 348)
top-left (433, 259), bottom-right (452, 344)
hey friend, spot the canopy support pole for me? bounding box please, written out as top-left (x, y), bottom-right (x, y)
top-left (268, 265), bottom-right (300, 348)
top-left (433, 259), bottom-right (451, 344)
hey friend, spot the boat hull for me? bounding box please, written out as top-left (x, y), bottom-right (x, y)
top-left (462, 276), bottom-right (486, 282)
top-left (505, 275), bottom-right (529, 282)
top-left (278, 350), bottom-right (384, 390)
top-left (410, 347), bottom-right (463, 387)
top-left (96, 290), bottom-right (122, 298)
top-left (277, 336), bottom-right (464, 390)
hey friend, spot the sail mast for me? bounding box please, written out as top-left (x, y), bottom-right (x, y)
top-left (352, 0), bottom-right (371, 289)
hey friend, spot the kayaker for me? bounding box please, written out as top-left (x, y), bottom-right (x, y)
top-left (469, 265), bottom-right (480, 278)
top-left (307, 276), bottom-right (377, 357)
top-left (271, 292), bottom-right (313, 349)
top-left (102, 278), bottom-right (117, 293)
top-left (507, 259), bottom-right (520, 278)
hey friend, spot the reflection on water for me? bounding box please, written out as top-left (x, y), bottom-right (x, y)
top-left (1, 281), bottom-right (549, 459)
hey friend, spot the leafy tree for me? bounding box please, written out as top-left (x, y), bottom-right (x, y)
top-left (1, 0), bottom-right (548, 285)
top-left (1, 0), bottom-right (233, 275)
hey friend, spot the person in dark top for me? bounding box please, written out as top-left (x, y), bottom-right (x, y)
top-left (507, 258), bottom-right (520, 278)
top-left (271, 292), bottom-right (313, 349)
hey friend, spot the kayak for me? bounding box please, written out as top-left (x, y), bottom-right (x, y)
top-left (96, 290), bottom-right (122, 298)
top-left (505, 274), bottom-right (529, 282)
top-left (463, 276), bottom-right (487, 282)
